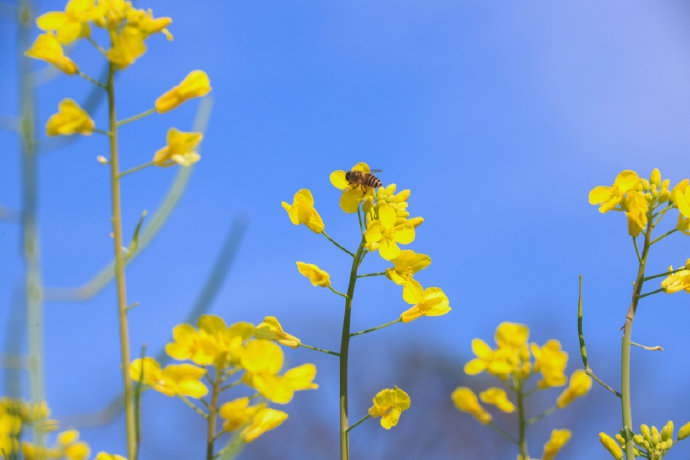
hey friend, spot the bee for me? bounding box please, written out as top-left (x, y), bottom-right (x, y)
top-left (345, 169), bottom-right (383, 193)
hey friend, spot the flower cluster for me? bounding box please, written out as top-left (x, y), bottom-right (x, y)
top-left (600, 421), bottom-right (690, 460)
top-left (130, 315), bottom-right (317, 444)
top-left (453, 322), bottom-right (592, 459)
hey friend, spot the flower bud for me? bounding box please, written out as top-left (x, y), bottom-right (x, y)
top-left (678, 421), bottom-right (690, 440)
top-left (650, 168), bottom-right (661, 187)
top-left (641, 179), bottom-right (650, 191)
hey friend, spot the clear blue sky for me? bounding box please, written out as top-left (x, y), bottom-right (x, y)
top-left (2, 1), bottom-right (690, 458)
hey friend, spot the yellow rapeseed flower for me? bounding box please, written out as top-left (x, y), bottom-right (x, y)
top-left (399, 279), bottom-right (450, 323)
top-left (556, 369), bottom-right (592, 408)
top-left (95, 453), bottom-right (127, 460)
top-left (46, 98), bottom-right (94, 136)
top-left (385, 250), bottom-right (431, 291)
top-left (57, 430), bottom-right (90, 460)
top-left (241, 408), bottom-right (288, 442)
top-left (542, 429), bottom-right (571, 460)
top-left (530, 339), bottom-right (568, 388)
top-left (479, 387), bottom-right (515, 413)
top-left (623, 190), bottom-right (648, 237)
top-left (219, 397), bottom-right (264, 433)
top-left (451, 386), bottom-right (491, 424)
top-left (678, 421), bottom-right (690, 440)
top-left (599, 432), bottom-right (623, 459)
top-left (330, 162), bottom-right (377, 213)
top-left (130, 357), bottom-right (208, 398)
top-left (125, 7), bottom-right (172, 39)
top-left (295, 262), bottom-right (331, 288)
top-left (368, 386), bottom-right (411, 430)
top-left (282, 189), bottom-right (325, 233)
top-left (589, 170), bottom-right (640, 213)
top-left (107, 26), bottom-right (146, 69)
top-left (672, 179), bottom-right (690, 218)
top-left (25, 33), bottom-right (78, 75)
top-left (36, 0), bottom-right (97, 44)
top-left (661, 265), bottom-right (690, 294)
top-left (255, 316), bottom-right (301, 348)
top-left (153, 128), bottom-right (202, 167)
top-left (365, 203), bottom-right (415, 260)
top-left (155, 70), bottom-right (211, 113)
top-left (464, 322), bottom-right (532, 379)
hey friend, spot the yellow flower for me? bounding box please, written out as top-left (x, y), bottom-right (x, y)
top-left (57, 430), bottom-right (91, 460)
top-left (678, 421), bottom-right (690, 440)
top-left (92, 0), bottom-right (132, 30)
top-left (451, 387), bottom-right (491, 424)
top-left (241, 408), bottom-right (288, 442)
top-left (661, 265), bottom-right (690, 294)
top-left (556, 369), bottom-right (592, 408)
top-left (623, 190), bottom-right (648, 237)
top-left (25, 33), bottom-right (78, 75)
top-left (330, 162), bottom-right (377, 213)
top-left (368, 386), bottom-right (411, 430)
top-left (156, 70), bottom-right (212, 113)
top-left (599, 433), bottom-right (623, 459)
top-left (130, 357), bottom-right (208, 398)
top-left (542, 429), bottom-right (571, 460)
top-left (281, 189), bottom-right (325, 233)
top-left (672, 179), bottom-right (690, 218)
top-left (495, 322), bottom-right (529, 350)
top-left (107, 26), bottom-right (146, 69)
top-left (365, 203), bottom-right (415, 260)
top-left (295, 261), bottom-right (330, 288)
top-left (385, 250), bottom-right (431, 291)
top-left (219, 397), bottom-right (264, 433)
top-left (255, 316), bottom-right (301, 348)
top-left (153, 128), bottom-right (202, 167)
top-left (125, 7), bottom-right (172, 39)
top-left (589, 170), bottom-right (640, 213)
top-left (46, 99), bottom-right (94, 136)
top-left (399, 279), bottom-right (450, 323)
top-left (95, 453), bottom-right (127, 460)
top-left (479, 387), bottom-right (515, 413)
top-left (36, 0), bottom-right (97, 44)
top-left (464, 323), bottom-right (531, 379)
top-left (530, 339), bottom-right (568, 388)
top-left (0, 412), bottom-right (20, 456)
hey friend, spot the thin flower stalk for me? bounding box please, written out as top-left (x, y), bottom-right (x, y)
top-left (207, 372), bottom-right (222, 460)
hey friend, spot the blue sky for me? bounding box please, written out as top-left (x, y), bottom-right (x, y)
top-left (2, 1), bottom-right (690, 458)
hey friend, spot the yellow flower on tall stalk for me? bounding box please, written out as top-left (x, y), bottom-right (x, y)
top-left (385, 250), bottom-right (431, 290)
top-left (399, 279), bottom-right (450, 322)
top-left (25, 32), bottom-right (78, 74)
top-left (241, 408), bottom-right (289, 442)
top-left (255, 316), bottom-right (301, 348)
top-left (451, 387), bottom-right (491, 424)
top-left (153, 128), bottom-right (202, 167)
top-left (219, 397), bottom-right (264, 433)
top-left (282, 189), bottom-right (325, 233)
top-left (464, 322), bottom-right (530, 379)
top-left (672, 179), bottom-right (690, 218)
top-left (46, 98), bottom-right (94, 136)
top-left (107, 27), bottom-right (147, 69)
top-left (130, 357), bottom-right (208, 398)
top-left (599, 432), bottom-right (624, 459)
top-left (541, 429), bottom-right (571, 460)
top-left (530, 339), bottom-right (568, 388)
top-left (479, 387), bottom-right (515, 413)
top-left (556, 369), bottom-right (592, 408)
top-left (365, 203), bottom-right (415, 260)
top-left (367, 386), bottom-right (411, 429)
top-left (330, 162), bottom-right (377, 213)
top-left (661, 264), bottom-right (690, 294)
top-left (588, 170), bottom-right (640, 213)
top-left (296, 262), bottom-right (331, 287)
top-left (36, 0), bottom-right (97, 44)
top-left (156, 70), bottom-right (212, 113)
top-left (623, 190), bottom-right (649, 237)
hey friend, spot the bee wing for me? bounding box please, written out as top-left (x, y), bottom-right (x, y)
top-left (369, 169), bottom-right (383, 173)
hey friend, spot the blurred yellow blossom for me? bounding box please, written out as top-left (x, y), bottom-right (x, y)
top-left (255, 316), bottom-right (301, 348)
top-left (589, 170), bottom-right (640, 213)
top-left (530, 339), bottom-right (568, 388)
top-left (479, 387), bottom-right (515, 413)
top-left (451, 387), bottom-right (491, 424)
top-left (36, 0), bottom-right (96, 44)
top-left (623, 190), bottom-right (648, 236)
top-left (125, 7), bottom-right (172, 39)
top-left (219, 397), bottom-right (263, 433)
top-left (46, 98), bottom-right (94, 136)
top-left (678, 421), bottom-right (690, 440)
top-left (385, 250), bottom-right (431, 291)
top-left (26, 32), bottom-right (78, 74)
top-left (599, 432), bottom-right (623, 459)
top-left (107, 27), bottom-right (146, 69)
top-left (130, 357), bottom-right (208, 398)
top-left (365, 203), bottom-right (415, 260)
top-left (541, 429), bottom-right (571, 460)
top-left (296, 262), bottom-right (331, 288)
top-left (153, 128), bottom-right (202, 167)
top-left (368, 386), bottom-right (411, 430)
top-left (95, 453), bottom-right (127, 460)
top-left (156, 70), bottom-right (211, 113)
top-left (57, 430), bottom-right (91, 460)
top-left (465, 322), bottom-right (531, 379)
top-left (282, 189), bottom-right (325, 233)
top-left (399, 279), bottom-right (450, 323)
top-left (556, 369), bottom-right (592, 408)
top-left (241, 408), bottom-right (288, 442)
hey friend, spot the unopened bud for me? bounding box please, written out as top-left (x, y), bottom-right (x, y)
top-left (97, 155), bottom-right (108, 164)
top-left (650, 168), bottom-right (661, 187)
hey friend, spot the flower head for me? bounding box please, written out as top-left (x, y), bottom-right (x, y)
top-left (399, 279), bottom-right (450, 323)
top-left (281, 189), bottom-right (325, 233)
top-left (25, 33), bottom-right (78, 75)
top-left (46, 99), bottom-right (94, 136)
top-left (464, 322), bottom-right (531, 379)
top-left (153, 128), bottom-right (202, 167)
top-left (623, 190), bottom-right (648, 237)
top-left (95, 453), bottom-right (127, 460)
top-left (542, 429), bottom-right (571, 460)
top-left (479, 387), bottom-right (515, 413)
top-left (368, 386), bottom-right (411, 429)
top-left (385, 250), bottom-right (431, 290)
top-left (156, 70), bottom-right (211, 113)
top-left (295, 262), bottom-right (331, 288)
top-left (365, 203), bottom-right (415, 260)
top-left (330, 162), bottom-right (377, 213)
top-left (255, 316), bottom-right (301, 348)
top-left (672, 179), bottom-right (690, 218)
top-left (556, 369), bottom-right (592, 408)
top-left (106, 27), bottom-right (146, 69)
top-left (451, 387), bottom-right (491, 424)
top-left (130, 357), bottom-right (208, 398)
top-left (599, 432), bottom-right (623, 460)
top-left (240, 408), bottom-right (288, 442)
top-left (36, 0), bottom-right (97, 44)
top-left (661, 264), bottom-right (690, 294)
top-left (589, 170), bottom-right (640, 213)
top-left (530, 339), bottom-right (568, 388)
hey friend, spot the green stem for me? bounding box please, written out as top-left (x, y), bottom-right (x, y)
top-left (638, 288), bottom-right (664, 299)
top-left (651, 205), bottom-right (672, 228)
top-left (117, 108), bottom-right (156, 127)
top-left (107, 62), bottom-right (137, 460)
top-left (630, 341), bottom-right (662, 351)
top-left (643, 266), bottom-right (688, 282)
top-left (650, 228), bottom-right (677, 245)
top-left (632, 237), bottom-right (642, 264)
top-left (298, 343), bottom-right (340, 357)
top-left (207, 371), bottom-right (222, 460)
top-left (93, 128), bottom-right (111, 136)
top-left (179, 395), bottom-right (208, 419)
top-left (357, 272), bottom-right (386, 278)
top-left (340, 236), bottom-right (367, 460)
top-left (515, 377), bottom-right (528, 459)
top-left (349, 318), bottom-right (401, 337)
top-left (328, 286), bottom-right (349, 299)
top-left (357, 208), bottom-right (364, 237)
top-left (77, 70), bottom-right (107, 89)
top-left (322, 231), bottom-right (355, 257)
top-left (86, 35), bottom-right (108, 56)
top-left (19, 0), bottom-right (45, 449)
top-left (219, 380), bottom-right (242, 392)
top-left (488, 421), bottom-right (519, 444)
top-left (526, 405), bottom-right (557, 426)
top-left (345, 414), bottom-right (370, 433)
top-left (621, 209), bottom-right (653, 460)
top-left (119, 161), bottom-right (154, 179)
